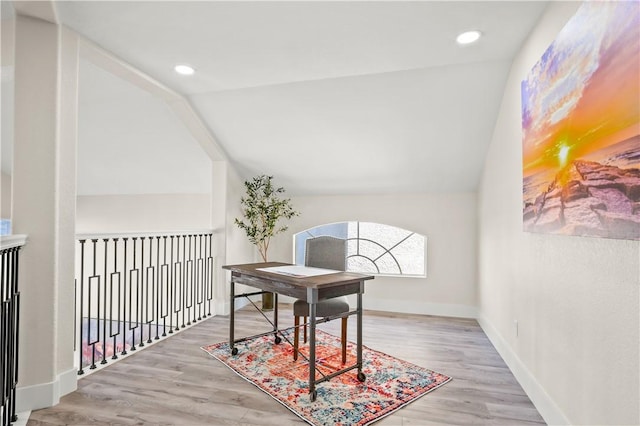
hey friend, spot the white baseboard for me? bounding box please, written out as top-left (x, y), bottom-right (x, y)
top-left (215, 298), bottom-right (255, 314)
top-left (215, 299), bottom-right (230, 315)
top-left (16, 367), bottom-right (77, 412)
top-left (363, 297), bottom-right (478, 319)
top-left (477, 314), bottom-right (570, 425)
top-left (58, 367), bottom-right (78, 397)
top-left (216, 292), bottom-right (262, 314)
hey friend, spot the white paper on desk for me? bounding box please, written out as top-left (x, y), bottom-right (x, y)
top-left (257, 265), bottom-right (340, 278)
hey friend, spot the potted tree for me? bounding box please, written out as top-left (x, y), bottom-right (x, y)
top-left (235, 175), bottom-right (299, 310)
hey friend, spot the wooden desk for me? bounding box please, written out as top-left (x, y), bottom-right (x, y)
top-left (222, 262), bottom-right (374, 401)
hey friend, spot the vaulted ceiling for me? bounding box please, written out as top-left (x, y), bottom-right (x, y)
top-left (12, 1), bottom-right (550, 196)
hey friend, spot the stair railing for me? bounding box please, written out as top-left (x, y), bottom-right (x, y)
top-left (75, 231), bottom-right (214, 375)
top-left (1, 235), bottom-right (27, 426)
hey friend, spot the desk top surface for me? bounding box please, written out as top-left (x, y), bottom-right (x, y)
top-left (223, 262), bottom-right (374, 289)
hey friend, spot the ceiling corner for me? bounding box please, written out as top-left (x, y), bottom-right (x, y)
top-left (13, 0), bottom-right (58, 24)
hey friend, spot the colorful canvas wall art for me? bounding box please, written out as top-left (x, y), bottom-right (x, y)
top-left (521, 1), bottom-right (640, 240)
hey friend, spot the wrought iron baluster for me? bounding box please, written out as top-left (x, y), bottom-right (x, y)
top-left (186, 235), bottom-right (193, 325)
top-left (1, 244), bottom-right (22, 426)
top-left (11, 247), bottom-right (21, 424)
top-left (130, 237), bottom-right (138, 352)
top-left (1, 248), bottom-right (5, 426)
top-left (207, 233), bottom-right (213, 316)
top-left (140, 237), bottom-right (146, 347)
top-left (89, 239), bottom-right (99, 370)
top-left (197, 234), bottom-right (203, 321)
top-left (1, 248), bottom-right (7, 426)
top-left (161, 236), bottom-right (168, 337)
top-left (101, 238), bottom-right (108, 365)
top-left (148, 236), bottom-right (156, 342)
top-left (122, 238), bottom-right (128, 356)
top-left (174, 235), bottom-right (182, 331)
top-left (111, 238), bottom-right (120, 360)
top-left (169, 236), bottom-right (175, 334)
top-left (191, 234), bottom-right (196, 324)
top-left (181, 235), bottom-right (186, 328)
top-left (0, 246), bottom-right (22, 425)
top-left (155, 236), bottom-right (160, 340)
top-left (145, 236), bottom-right (153, 345)
top-left (70, 231), bottom-right (213, 379)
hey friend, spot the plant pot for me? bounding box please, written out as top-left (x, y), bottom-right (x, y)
top-left (262, 292), bottom-right (274, 311)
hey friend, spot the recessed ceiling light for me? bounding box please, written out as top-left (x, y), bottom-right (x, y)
top-left (456, 30), bottom-right (482, 45)
top-left (174, 64), bottom-right (195, 75)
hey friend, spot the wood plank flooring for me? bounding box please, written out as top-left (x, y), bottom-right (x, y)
top-left (27, 305), bottom-right (545, 425)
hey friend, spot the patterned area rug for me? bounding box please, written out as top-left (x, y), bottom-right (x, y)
top-left (201, 330), bottom-right (451, 426)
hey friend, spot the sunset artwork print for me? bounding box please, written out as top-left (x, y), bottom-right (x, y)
top-left (521, 1), bottom-right (640, 240)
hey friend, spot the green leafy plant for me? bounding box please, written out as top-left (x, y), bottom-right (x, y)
top-left (234, 175), bottom-right (299, 262)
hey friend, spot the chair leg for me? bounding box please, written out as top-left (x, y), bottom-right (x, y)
top-left (303, 316), bottom-right (308, 343)
top-left (294, 316), bottom-right (300, 361)
top-left (341, 317), bottom-right (348, 364)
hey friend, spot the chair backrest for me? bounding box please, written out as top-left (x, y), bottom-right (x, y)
top-left (305, 236), bottom-right (347, 271)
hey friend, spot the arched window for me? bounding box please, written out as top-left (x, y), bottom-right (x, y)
top-left (294, 222), bottom-right (426, 277)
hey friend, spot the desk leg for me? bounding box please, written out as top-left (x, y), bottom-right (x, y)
top-left (229, 279), bottom-right (237, 355)
top-left (356, 290), bottom-right (365, 382)
top-left (309, 302), bottom-right (317, 401)
top-left (273, 293), bottom-right (281, 344)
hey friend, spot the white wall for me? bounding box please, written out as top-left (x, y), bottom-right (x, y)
top-left (1, 5), bottom-right (14, 220)
top-left (267, 193), bottom-right (477, 317)
top-left (76, 193), bottom-right (211, 233)
top-left (219, 165), bottom-right (258, 313)
top-left (1, 171), bottom-right (10, 218)
top-left (1, 5), bottom-right (14, 179)
top-left (478, 2), bottom-right (639, 425)
top-left (225, 170), bottom-right (255, 266)
top-left (76, 59), bottom-right (213, 197)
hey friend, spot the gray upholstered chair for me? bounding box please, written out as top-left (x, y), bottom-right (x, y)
top-left (293, 236), bottom-right (350, 364)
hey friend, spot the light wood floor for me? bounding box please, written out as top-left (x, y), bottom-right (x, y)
top-left (28, 305), bottom-right (545, 425)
